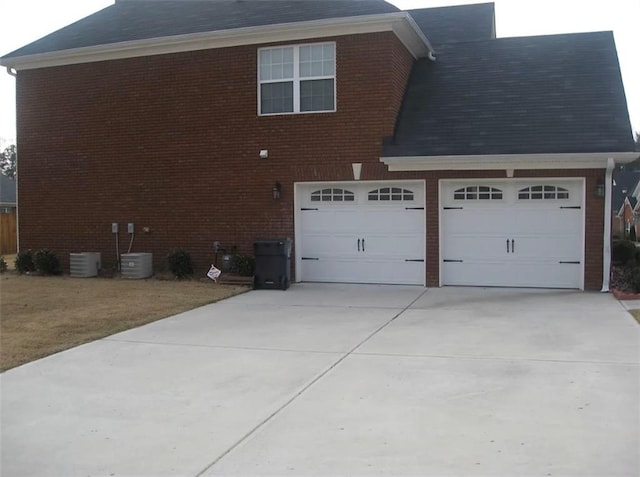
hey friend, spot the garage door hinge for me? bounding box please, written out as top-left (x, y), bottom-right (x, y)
top-left (405, 259), bottom-right (425, 262)
top-left (443, 259), bottom-right (463, 263)
top-left (405, 207), bottom-right (425, 210)
top-left (558, 261), bottom-right (580, 264)
top-left (443, 207), bottom-right (464, 210)
top-left (560, 206), bottom-right (581, 209)
top-left (301, 208), bottom-right (319, 211)
top-left (301, 257), bottom-right (319, 260)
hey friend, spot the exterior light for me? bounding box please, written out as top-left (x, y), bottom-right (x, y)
top-left (595, 182), bottom-right (605, 197)
top-left (273, 181), bottom-right (282, 200)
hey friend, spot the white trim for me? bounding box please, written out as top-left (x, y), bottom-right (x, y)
top-left (1, 13), bottom-right (431, 71)
top-left (381, 152), bottom-right (639, 171)
top-left (438, 177), bottom-right (585, 290)
top-left (602, 158), bottom-right (615, 292)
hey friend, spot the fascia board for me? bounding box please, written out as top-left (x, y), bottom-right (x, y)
top-left (0, 13), bottom-right (431, 70)
top-left (380, 152), bottom-right (640, 172)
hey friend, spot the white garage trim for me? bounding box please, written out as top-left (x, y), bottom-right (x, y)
top-left (294, 180), bottom-right (426, 285)
top-left (439, 178), bottom-right (585, 290)
top-left (381, 152), bottom-right (637, 172)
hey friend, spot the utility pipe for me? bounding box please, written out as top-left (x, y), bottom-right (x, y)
top-left (601, 157), bottom-right (615, 292)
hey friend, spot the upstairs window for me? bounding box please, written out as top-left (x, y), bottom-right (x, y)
top-left (259, 43), bottom-right (336, 115)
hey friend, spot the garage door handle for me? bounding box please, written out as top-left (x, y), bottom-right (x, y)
top-left (512, 239), bottom-right (515, 253)
top-left (357, 238), bottom-right (360, 252)
top-left (362, 238), bottom-right (365, 252)
top-left (506, 239), bottom-right (510, 253)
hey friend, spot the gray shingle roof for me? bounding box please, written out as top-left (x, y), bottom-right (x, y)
top-left (383, 31), bottom-right (635, 157)
top-left (613, 167), bottom-right (640, 211)
top-left (408, 2), bottom-right (494, 46)
top-left (2, 0), bottom-right (399, 59)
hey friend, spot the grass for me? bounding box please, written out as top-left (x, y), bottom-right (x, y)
top-left (630, 309), bottom-right (640, 324)
top-left (0, 273), bottom-right (249, 372)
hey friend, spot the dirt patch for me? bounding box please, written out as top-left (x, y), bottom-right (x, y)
top-left (0, 273), bottom-right (249, 372)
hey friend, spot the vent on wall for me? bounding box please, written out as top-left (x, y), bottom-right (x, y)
top-left (70, 252), bottom-right (102, 278)
top-left (120, 253), bottom-right (153, 279)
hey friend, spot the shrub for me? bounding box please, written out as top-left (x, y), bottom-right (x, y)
top-left (34, 249), bottom-right (62, 275)
top-left (233, 255), bottom-right (255, 276)
top-left (630, 267), bottom-right (640, 294)
top-left (612, 240), bottom-right (637, 266)
top-left (167, 249), bottom-right (194, 279)
top-left (0, 256), bottom-right (7, 273)
top-left (15, 250), bottom-right (36, 273)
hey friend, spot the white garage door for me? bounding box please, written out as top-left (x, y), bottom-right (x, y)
top-left (297, 182), bottom-right (425, 285)
top-left (441, 180), bottom-right (584, 289)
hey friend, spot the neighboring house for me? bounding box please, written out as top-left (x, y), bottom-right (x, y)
top-left (0, 174), bottom-right (17, 254)
top-left (612, 166), bottom-right (640, 238)
top-left (0, 1), bottom-right (636, 290)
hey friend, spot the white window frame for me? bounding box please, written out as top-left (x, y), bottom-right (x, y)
top-left (258, 42), bottom-right (336, 116)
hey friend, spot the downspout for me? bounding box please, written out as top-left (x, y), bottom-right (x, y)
top-left (601, 157), bottom-right (615, 292)
top-left (5, 67), bottom-right (17, 77)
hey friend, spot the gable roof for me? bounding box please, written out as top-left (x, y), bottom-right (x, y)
top-left (0, 174), bottom-right (16, 206)
top-left (408, 2), bottom-right (495, 46)
top-left (613, 166), bottom-right (640, 211)
top-left (383, 31), bottom-right (635, 158)
top-left (2, 0), bottom-right (400, 59)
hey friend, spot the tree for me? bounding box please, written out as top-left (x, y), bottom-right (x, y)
top-left (1, 144), bottom-right (16, 178)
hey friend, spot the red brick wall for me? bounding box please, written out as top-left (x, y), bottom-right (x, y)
top-left (15, 30), bottom-right (606, 290)
top-left (16, 32), bottom-right (415, 274)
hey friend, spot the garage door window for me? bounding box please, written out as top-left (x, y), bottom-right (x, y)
top-left (310, 188), bottom-right (355, 202)
top-left (454, 186), bottom-right (503, 200)
top-left (368, 187), bottom-right (414, 201)
top-left (518, 185), bottom-right (569, 200)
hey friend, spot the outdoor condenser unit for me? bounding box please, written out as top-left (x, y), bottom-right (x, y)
top-left (120, 253), bottom-right (153, 279)
top-left (69, 252), bottom-right (102, 278)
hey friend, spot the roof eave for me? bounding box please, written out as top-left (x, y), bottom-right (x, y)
top-left (0, 12), bottom-right (432, 70)
top-left (380, 152), bottom-right (640, 172)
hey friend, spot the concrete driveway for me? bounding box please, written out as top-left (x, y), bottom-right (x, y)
top-left (1, 285), bottom-right (638, 476)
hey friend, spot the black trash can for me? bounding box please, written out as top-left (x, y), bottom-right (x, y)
top-left (253, 238), bottom-right (292, 290)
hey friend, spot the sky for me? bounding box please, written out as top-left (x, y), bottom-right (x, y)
top-left (0, 0), bottom-right (638, 148)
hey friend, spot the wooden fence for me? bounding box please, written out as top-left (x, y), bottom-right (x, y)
top-left (0, 209), bottom-right (17, 254)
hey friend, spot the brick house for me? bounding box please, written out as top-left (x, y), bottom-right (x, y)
top-left (1, 1), bottom-right (636, 290)
top-left (612, 167), bottom-right (640, 239)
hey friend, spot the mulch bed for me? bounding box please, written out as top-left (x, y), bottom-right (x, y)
top-left (611, 264), bottom-right (640, 300)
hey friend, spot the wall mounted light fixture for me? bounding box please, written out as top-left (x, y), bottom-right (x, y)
top-left (272, 181), bottom-right (282, 200)
top-left (259, 149), bottom-right (269, 159)
top-left (595, 182), bottom-right (605, 197)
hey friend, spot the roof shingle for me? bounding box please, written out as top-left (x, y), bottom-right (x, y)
top-left (384, 31), bottom-right (635, 157)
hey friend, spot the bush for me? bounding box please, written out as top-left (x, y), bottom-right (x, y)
top-left (233, 255), bottom-right (255, 276)
top-left (167, 249), bottom-right (194, 279)
top-left (631, 267), bottom-right (640, 294)
top-left (612, 240), bottom-right (637, 266)
top-left (34, 249), bottom-right (62, 275)
top-left (15, 250), bottom-right (36, 273)
top-left (0, 256), bottom-right (7, 273)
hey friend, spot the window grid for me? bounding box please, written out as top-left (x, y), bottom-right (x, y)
top-left (310, 188), bottom-right (355, 202)
top-left (518, 185), bottom-right (569, 200)
top-left (368, 187), bottom-right (414, 201)
top-left (259, 43), bottom-right (335, 115)
top-left (454, 186), bottom-right (503, 200)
